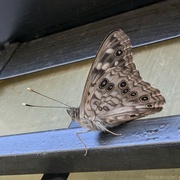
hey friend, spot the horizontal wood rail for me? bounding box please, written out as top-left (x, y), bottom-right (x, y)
top-left (0, 115), bottom-right (180, 175)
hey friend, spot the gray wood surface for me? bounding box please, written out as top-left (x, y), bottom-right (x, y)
top-left (0, 0), bottom-right (179, 80)
top-left (0, 115), bottom-right (180, 175)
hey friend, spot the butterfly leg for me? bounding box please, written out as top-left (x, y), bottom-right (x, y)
top-left (104, 127), bottom-right (121, 136)
top-left (76, 130), bottom-right (90, 156)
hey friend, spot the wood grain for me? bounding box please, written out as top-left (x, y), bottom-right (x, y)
top-left (0, 0), bottom-right (179, 80)
top-left (0, 115), bottom-right (180, 175)
top-left (0, 0), bottom-right (163, 47)
top-left (0, 43), bottom-right (19, 72)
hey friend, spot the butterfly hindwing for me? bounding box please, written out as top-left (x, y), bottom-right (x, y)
top-left (92, 67), bottom-right (165, 126)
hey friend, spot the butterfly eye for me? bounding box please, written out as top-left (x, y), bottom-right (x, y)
top-left (106, 83), bottom-right (114, 91)
top-left (140, 95), bottom-right (149, 102)
top-left (130, 91), bottom-right (138, 97)
top-left (115, 49), bottom-right (123, 56)
top-left (99, 78), bottom-right (109, 89)
top-left (121, 88), bottom-right (129, 94)
top-left (119, 80), bottom-right (127, 89)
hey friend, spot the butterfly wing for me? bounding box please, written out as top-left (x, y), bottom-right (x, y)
top-left (80, 29), bottom-right (132, 114)
top-left (79, 29), bottom-right (165, 128)
top-left (94, 68), bottom-right (165, 126)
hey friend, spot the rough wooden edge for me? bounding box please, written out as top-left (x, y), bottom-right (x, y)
top-left (0, 43), bottom-right (19, 73)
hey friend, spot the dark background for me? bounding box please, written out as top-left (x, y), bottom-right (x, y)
top-left (0, 0), bottom-right (163, 49)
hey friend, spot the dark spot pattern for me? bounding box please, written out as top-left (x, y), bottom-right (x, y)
top-left (140, 95), bottom-right (149, 102)
top-left (146, 104), bottom-right (153, 108)
top-left (99, 78), bottom-right (108, 89)
top-left (98, 106), bottom-right (102, 111)
top-left (122, 88), bottom-right (129, 94)
top-left (115, 49), bottom-right (123, 56)
top-left (103, 106), bottom-right (109, 111)
top-left (130, 114), bottom-right (136, 117)
top-left (106, 83), bottom-right (114, 91)
top-left (130, 91), bottom-right (138, 97)
top-left (119, 80), bottom-right (127, 88)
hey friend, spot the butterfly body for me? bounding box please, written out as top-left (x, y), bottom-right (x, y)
top-left (67, 29), bottom-right (165, 133)
top-left (67, 107), bottom-right (112, 131)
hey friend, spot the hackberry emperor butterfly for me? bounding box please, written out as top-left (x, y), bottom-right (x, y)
top-left (67, 29), bottom-right (165, 133)
top-left (24, 29), bottom-right (165, 156)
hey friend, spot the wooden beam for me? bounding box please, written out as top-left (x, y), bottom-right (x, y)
top-left (0, 115), bottom-right (180, 175)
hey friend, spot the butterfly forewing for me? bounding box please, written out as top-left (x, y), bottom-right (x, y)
top-left (85, 30), bottom-right (132, 88)
top-left (80, 30), bottom-right (132, 114)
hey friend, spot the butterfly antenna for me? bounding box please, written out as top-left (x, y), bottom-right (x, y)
top-left (23, 87), bottom-right (71, 108)
top-left (22, 103), bottom-right (68, 108)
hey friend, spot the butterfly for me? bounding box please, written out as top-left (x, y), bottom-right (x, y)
top-left (24, 29), bottom-right (165, 156)
top-left (67, 29), bottom-right (165, 133)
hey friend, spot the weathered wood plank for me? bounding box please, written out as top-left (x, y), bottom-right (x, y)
top-left (0, 0), bottom-right (179, 80)
top-left (0, 0), bottom-right (163, 48)
top-left (0, 115), bottom-right (180, 175)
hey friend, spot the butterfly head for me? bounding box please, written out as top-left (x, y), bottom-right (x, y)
top-left (66, 107), bottom-right (80, 121)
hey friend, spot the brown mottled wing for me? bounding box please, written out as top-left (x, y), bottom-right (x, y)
top-left (81, 29), bottom-right (131, 97)
top-left (79, 29), bottom-right (165, 126)
top-left (79, 29), bottom-right (132, 115)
